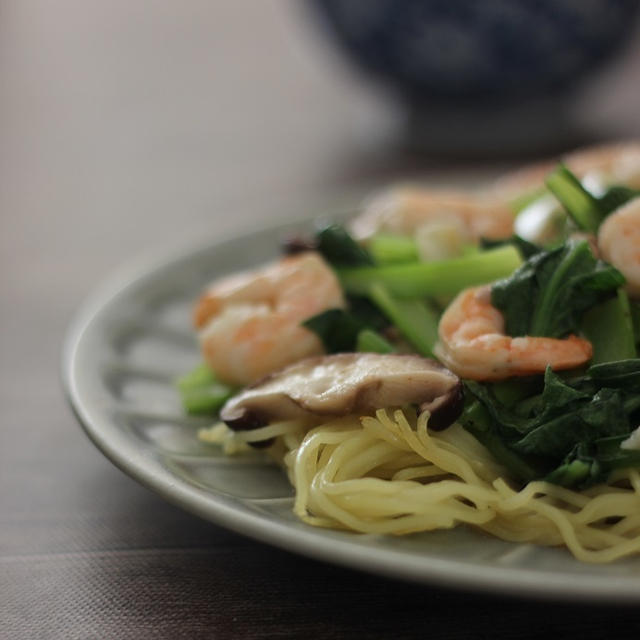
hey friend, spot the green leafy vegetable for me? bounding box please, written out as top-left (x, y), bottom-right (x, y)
top-left (598, 185), bottom-right (640, 214)
top-left (491, 238), bottom-right (625, 338)
top-left (546, 436), bottom-right (640, 487)
top-left (302, 308), bottom-right (366, 353)
top-left (303, 305), bottom-right (395, 354)
top-left (355, 329), bottom-right (395, 354)
top-left (545, 164), bottom-right (603, 232)
top-left (630, 300), bottom-right (640, 349)
top-left (176, 363), bottom-right (236, 415)
top-left (345, 295), bottom-right (390, 331)
top-left (581, 289), bottom-right (637, 363)
top-left (304, 286), bottom-right (438, 357)
top-left (368, 283), bottom-right (439, 358)
top-left (460, 363), bottom-right (640, 488)
top-left (544, 444), bottom-right (604, 487)
top-left (367, 233), bottom-right (418, 264)
top-left (545, 164), bottom-right (640, 232)
top-left (588, 359), bottom-right (640, 388)
top-left (480, 235), bottom-right (541, 259)
top-left (315, 224), bottom-right (375, 267)
top-left (459, 400), bottom-right (540, 482)
top-left (512, 387), bottom-right (630, 458)
top-left (338, 245), bottom-right (522, 298)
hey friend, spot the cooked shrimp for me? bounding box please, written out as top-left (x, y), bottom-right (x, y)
top-left (350, 186), bottom-right (515, 242)
top-left (493, 141), bottom-right (640, 203)
top-left (351, 143), bottom-right (640, 247)
top-left (194, 252), bottom-right (345, 385)
top-left (598, 197), bottom-right (640, 298)
top-left (434, 286), bottom-right (592, 381)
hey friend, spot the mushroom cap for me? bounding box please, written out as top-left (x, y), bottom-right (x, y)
top-left (220, 353), bottom-right (463, 432)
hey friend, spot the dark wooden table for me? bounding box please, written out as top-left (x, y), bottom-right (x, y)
top-left (4, 3), bottom-right (640, 638)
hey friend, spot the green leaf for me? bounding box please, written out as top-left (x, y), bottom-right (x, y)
top-left (597, 185), bottom-right (640, 216)
top-left (594, 435), bottom-right (640, 469)
top-left (587, 358), bottom-right (640, 389)
top-left (302, 308), bottom-right (365, 353)
top-left (630, 300), bottom-right (640, 348)
top-left (491, 239), bottom-right (625, 338)
top-left (489, 254), bottom-right (539, 337)
top-left (346, 295), bottom-right (390, 331)
top-left (515, 388), bottom-right (629, 457)
top-left (315, 224), bottom-right (375, 267)
top-left (463, 380), bottom-right (532, 436)
top-left (461, 365), bottom-right (640, 489)
top-left (531, 242), bottom-right (624, 337)
top-left (459, 399), bottom-right (541, 483)
top-left (539, 367), bottom-right (590, 408)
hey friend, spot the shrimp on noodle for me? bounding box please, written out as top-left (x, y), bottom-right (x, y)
top-left (598, 197), bottom-right (640, 299)
top-left (434, 285), bottom-right (592, 381)
top-left (194, 252), bottom-right (345, 385)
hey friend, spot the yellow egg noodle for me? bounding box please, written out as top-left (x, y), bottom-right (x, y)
top-left (199, 409), bottom-right (640, 564)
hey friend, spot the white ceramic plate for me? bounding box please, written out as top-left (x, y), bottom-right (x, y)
top-left (63, 217), bottom-right (640, 603)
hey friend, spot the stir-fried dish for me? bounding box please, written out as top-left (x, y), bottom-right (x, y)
top-left (179, 142), bottom-right (640, 563)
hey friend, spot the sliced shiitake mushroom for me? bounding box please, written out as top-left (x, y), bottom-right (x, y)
top-left (220, 353), bottom-right (463, 432)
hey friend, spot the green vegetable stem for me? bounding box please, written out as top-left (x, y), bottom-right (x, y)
top-left (338, 245), bottom-right (522, 298)
top-left (176, 363), bottom-right (237, 415)
top-left (367, 233), bottom-right (419, 265)
top-left (545, 164), bottom-right (603, 232)
top-left (545, 163), bottom-right (640, 233)
top-left (581, 289), bottom-right (637, 363)
top-left (355, 329), bottom-right (395, 354)
top-left (368, 283), bottom-right (439, 358)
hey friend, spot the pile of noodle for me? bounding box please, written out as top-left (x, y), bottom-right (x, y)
top-left (199, 409), bottom-right (640, 563)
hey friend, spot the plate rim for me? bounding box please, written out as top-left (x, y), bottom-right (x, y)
top-left (61, 215), bottom-right (640, 604)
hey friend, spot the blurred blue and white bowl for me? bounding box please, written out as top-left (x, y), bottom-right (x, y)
top-left (309, 0), bottom-right (640, 103)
